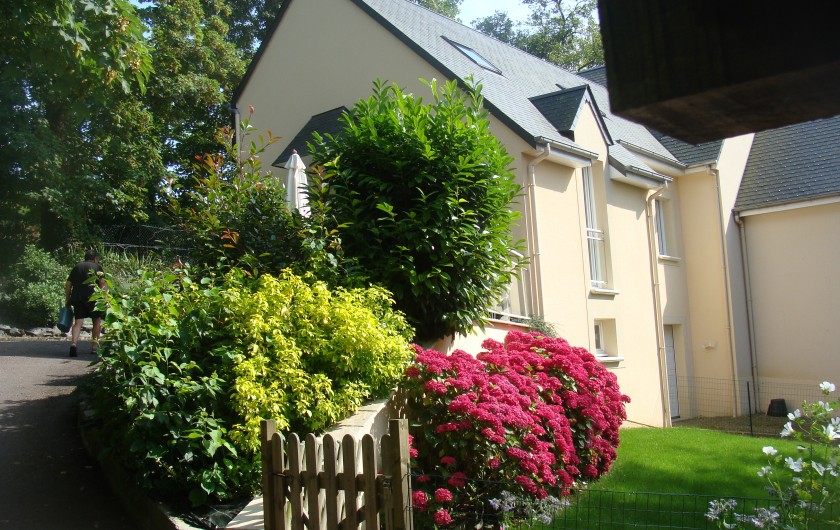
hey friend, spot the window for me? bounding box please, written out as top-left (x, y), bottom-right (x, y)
top-left (582, 167), bottom-right (607, 288)
top-left (593, 319), bottom-right (621, 362)
top-left (489, 251), bottom-right (530, 322)
top-left (593, 321), bottom-right (605, 356)
top-left (654, 198), bottom-right (679, 259)
top-left (443, 37), bottom-right (502, 75)
top-left (654, 199), bottom-right (668, 255)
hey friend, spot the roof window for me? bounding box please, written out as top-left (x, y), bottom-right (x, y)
top-left (443, 37), bottom-right (502, 75)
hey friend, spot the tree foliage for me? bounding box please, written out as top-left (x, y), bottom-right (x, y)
top-left (472, 0), bottom-right (603, 72)
top-left (137, 0), bottom-right (247, 189)
top-left (0, 0), bottom-right (271, 257)
top-left (308, 79), bottom-right (524, 343)
top-left (0, 0), bottom-right (155, 252)
top-left (412, 0), bottom-right (464, 20)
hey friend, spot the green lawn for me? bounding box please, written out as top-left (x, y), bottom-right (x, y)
top-left (549, 427), bottom-right (803, 529)
top-left (595, 426), bottom-right (800, 497)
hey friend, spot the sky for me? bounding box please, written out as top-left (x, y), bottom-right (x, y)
top-left (458, 0), bottom-right (531, 25)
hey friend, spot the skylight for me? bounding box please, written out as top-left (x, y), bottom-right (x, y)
top-left (443, 37), bottom-right (502, 75)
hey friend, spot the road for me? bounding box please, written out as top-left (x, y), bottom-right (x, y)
top-left (0, 340), bottom-right (138, 530)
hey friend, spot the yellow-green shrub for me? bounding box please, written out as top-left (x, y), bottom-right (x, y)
top-left (93, 265), bottom-right (412, 504)
top-left (226, 270), bottom-right (414, 453)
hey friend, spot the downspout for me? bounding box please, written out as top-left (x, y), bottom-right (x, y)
top-left (229, 105), bottom-right (242, 165)
top-left (525, 144), bottom-right (551, 317)
top-left (710, 166), bottom-right (741, 416)
top-left (734, 212), bottom-right (760, 412)
top-left (645, 183), bottom-right (670, 426)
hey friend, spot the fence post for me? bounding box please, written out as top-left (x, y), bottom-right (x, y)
top-left (383, 418), bottom-right (412, 530)
top-left (261, 420), bottom-right (277, 530)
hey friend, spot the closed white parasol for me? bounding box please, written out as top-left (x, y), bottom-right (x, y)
top-left (283, 149), bottom-right (309, 216)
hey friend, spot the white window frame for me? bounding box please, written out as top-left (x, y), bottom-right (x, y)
top-left (582, 167), bottom-right (607, 288)
top-left (488, 250), bottom-right (530, 323)
top-left (593, 320), bottom-right (606, 356)
top-left (655, 198), bottom-right (668, 256)
top-left (593, 319), bottom-right (624, 364)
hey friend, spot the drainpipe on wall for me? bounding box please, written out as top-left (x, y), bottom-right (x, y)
top-left (229, 105), bottom-right (242, 165)
top-left (645, 183), bottom-right (670, 427)
top-left (734, 212), bottom-right (760, 412)
top-left (525, 144), bottom-right (551, 317)
top-left (709, 165), bottom-right (741, 417)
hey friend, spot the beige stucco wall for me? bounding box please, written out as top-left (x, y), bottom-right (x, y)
top-left (676, 171), bottom-right (733, 384)
top-left (742, 201), bottom-right (840, 388)
top-left (236, 0), bottom-right (447, 168)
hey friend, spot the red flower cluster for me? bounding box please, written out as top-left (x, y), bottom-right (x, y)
top-left (401, 331), bottom-right (630, 527)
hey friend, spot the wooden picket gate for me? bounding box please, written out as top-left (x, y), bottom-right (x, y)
top-left (260, 418), bottom-right (413, 530)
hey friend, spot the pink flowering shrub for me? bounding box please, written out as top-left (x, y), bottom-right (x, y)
top-left (400, 331), bottom-right (630, 527)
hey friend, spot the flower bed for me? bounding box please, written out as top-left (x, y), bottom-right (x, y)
top-left (399, 330), bottom-right (630, 528)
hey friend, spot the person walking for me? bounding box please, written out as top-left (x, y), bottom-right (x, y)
top-left (65, 249), bottom-right (106, 357)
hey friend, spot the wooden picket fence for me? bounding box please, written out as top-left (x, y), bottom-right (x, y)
top-left (260, 418), bottom-right (413, 530)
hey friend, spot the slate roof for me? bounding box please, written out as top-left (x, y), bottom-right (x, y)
top-left (577, 66), bottom-right (607, 87)
top-left (530, 86), bottom-right (589, 140)
top-left (272, 107), bottom-right (348, 167)
top-left (734, 115), bottom-right (840, 211)
top-left (350, 0), bottom-right (679, 165)
top-left (648, 130), bottom-right (723, 166)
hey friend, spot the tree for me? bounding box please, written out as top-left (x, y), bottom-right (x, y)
top-left (136, 0), bottom-right (247, 191)
top-left (225, 0), bottom-right (284, 57)
top-left (0, 0), bottom-right (155, 253)
top-left (0, 0), bottom-right (273, 257)
top-left (472, 0), bottom-right (603, 72)
top-left (308, 79), bottom-right (525, 343)
top-left (412, 0), bottom-right (463, 20)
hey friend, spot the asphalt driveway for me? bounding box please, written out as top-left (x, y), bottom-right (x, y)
top-left (0, 340), bottom-right (138, 530)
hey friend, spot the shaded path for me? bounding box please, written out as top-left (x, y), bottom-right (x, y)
top-left (0, 340), bottom-right (138, 529)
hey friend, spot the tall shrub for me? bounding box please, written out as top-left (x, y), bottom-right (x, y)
top-left (308, 78), bottom-right (524, 342)
top-left (171, 113), bottom-right (341, 282)
top-left (399, 330), bottom-right (630, 527)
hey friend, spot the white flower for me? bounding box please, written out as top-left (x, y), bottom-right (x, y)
top-left (812, 462), bottom-right (826, 476)
top-left (832, 417), bottom-right (840, 428)
top-left (763, 446), bottom-right (778, 456)
top-left (785, 457), bottom-right (804, 473)
top-left (781, 422), bottom-right (795, 437)
top-left (820, 381), bottom-right (836, 393)
top-left (757, 465), bottom-right (772, 477)
top-left (824, 424), bottom-right (840, 441)
top-left (787, 409), bottom-right (802, 421)
top-left (818, 401), bottom-right (832, 412)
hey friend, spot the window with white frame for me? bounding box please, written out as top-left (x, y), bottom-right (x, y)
top-left (593, 319), bottom-right (620, 361)
top-left (489, 250), bottom-right (530, 322)
top-left (654, 198), bottom-right (668, 256)
top-left (582, 167), bottom-right (607, 288)
top-left (593, 320), bottom-right (606, 356)
top-left (654, 198), bottom-right (678, 258)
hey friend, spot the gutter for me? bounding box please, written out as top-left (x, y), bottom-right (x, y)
top-left (525, 144), bottom-right (552, 317)
top-left (534, 136), bottom-right (598, 167)
top-left (645, 183), bottom-right (671, 426)
top-left (709, 165), bottom-right (741, 416)
top-left (734, 212), bottom-right (760, 412)
top-left (229, 105), bottom-right (242, 165)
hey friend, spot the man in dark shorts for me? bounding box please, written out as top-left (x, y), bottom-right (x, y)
top-left (64, 250), bottom-right (106, 357)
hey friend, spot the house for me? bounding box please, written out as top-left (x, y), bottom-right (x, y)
top-left (233, 0), bottom-right (839, 427)
top-left (731, 117), bottom-right (840, 409)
